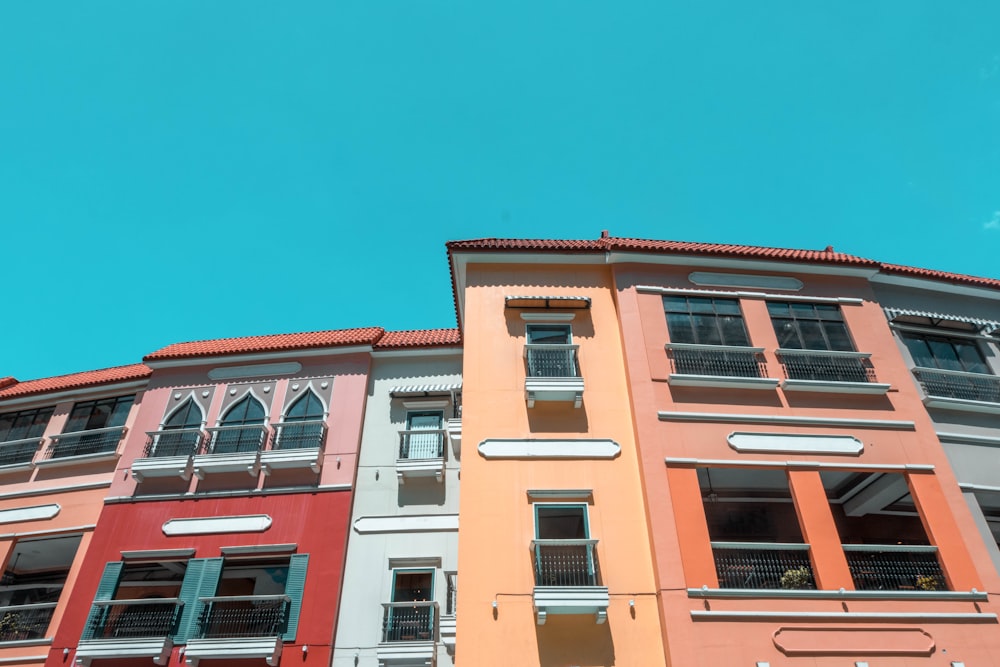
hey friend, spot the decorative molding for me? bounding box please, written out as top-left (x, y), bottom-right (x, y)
top-left (0, 525), bottom-right (95, 540)
top-left (121, 548), bottom-right (196, 560)
top-left (937, 431), bottom-right (1000, 446)
top-left (533, 586), bottom-right (609, 625)
top-left (103, 483), bottom-right (352, 504)
top-left (781, 379), bottom-right (892, 395)
top-left (162, 515), bottom-right (272, 536)
top-left (727, 432), bottom-right (863, 455)
top-left (401, 399), bottom-right (449, 409)
top-left (33, 450), bottom-right (120, 469)
top-left (387, 556), bottom-right (442, 569)
top-left (353, 515), bottom-right (459, 534)
top-left (527, 489), bottom-right (594, 502)
top-left (520, 312), bottom-right (577, 322)
top-left (668, 375), bottom-right (780, 391)
top-left (924, 395), bottom-right (1000, 415)
top-left (772, 627), bottom-right (933, 657)
top-left (0, 504), bottom-right (60, 524)
top-left (688, 272), bottom-right (804, 291)
top-left (665, 457), bottom-right (934, 472)
top-left (659, 411), bottom-right (916, 430)
top-left (638, 285), bottom-right (864, 305)
top-left (0, 481), bottom-right (109, 503)
top-left (524, 377), bottom-right (585, 409)
top-left (687, 587), bottom-right (987, 601)
top-left (478, 439), bottom-right (620, 460)
top-left (77, 637), bottom-right (173, 666)
top-left (220, 543), bottom-right (297, 555)
top-left (691, 610), bottom-right (997, 622)
top-left (185, 637), bottom-right (282, 667)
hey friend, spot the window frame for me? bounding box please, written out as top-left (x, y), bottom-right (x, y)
top-left (663, 295), bottom-right (752, 347)
top-left (767, 301), bottom-right (856, 352)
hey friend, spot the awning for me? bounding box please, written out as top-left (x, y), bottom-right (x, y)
top-left (389, 383), bottom-right (462, 397)
top-left (883, 307), bottom-right (1000, 333)
top-left (505, 295), bottom-right (592, 309)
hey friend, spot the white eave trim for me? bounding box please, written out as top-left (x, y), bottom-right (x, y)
top-left (871, 271), bottom-right (1000, 301)
top-left (372, 347), bottom-right (463, 359)
top-left (923, 395), bottom-right (1000, 415)
top-left (144, 345), bottom-right (375, 369)
top-left (936, 431), bottom-right (1000, 446)
top-left (613, 252), bottom-right (879, 278)
top-left (639, 285), bottom-right (864, 305)
top-left (687, 587), bottom-right (987, 601)
top-left (0, 380), bottom-right (149, 408)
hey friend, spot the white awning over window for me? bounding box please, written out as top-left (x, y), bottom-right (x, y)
top-left (884, 307), bottom-right (1000, 333)
top-left (505, 295), bottom-right (592, 309)
top-left (389, 383), bottom-right (462, 397)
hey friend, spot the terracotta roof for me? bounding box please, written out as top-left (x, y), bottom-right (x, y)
top-left (375, 329), bottom-right (462, 349)
top-left (0, 378), bottom-right (17, 391)
top-left (144, 327), bottom-right (385, 361)
top-left (878, 263), bottom-right (1000, 291)
top-left (0, 364), bottom-right (151, 400)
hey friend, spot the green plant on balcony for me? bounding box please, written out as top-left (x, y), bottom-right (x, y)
top-left (779, 566), bottom-right (811, 590)
top-left (0, 612), bottom-right (31, 641)
top-left (915, 574), bottom-right (939, 591)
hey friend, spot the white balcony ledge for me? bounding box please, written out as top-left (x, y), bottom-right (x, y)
top-left (668, 374), bottom-right (780, 390)
top-left (396, 457), bottom-right (445, 484)
top-left (532, 586), bottom-right (609, 625)
top-left (184, 636), bottom-right (281, 667)
top-left (525, 377), bottom-right (585, 408)
top-left (76, 637), bottom-right (173, 666)
top-left (376, 640), bottom-right (436, 667)
top-left (446, 418), bottom-right (462, 457)
top-left (439, 614), bottom-right (456, 652)
top-left (34, 450), bottom-right (120, 469)
top-left (131, 455), bottom-right (193, 482)
top-left (192, 452), bottom-right (260, 479)
top-left (923, 395), bottom-right (1000, 414)
top-left (260, 447), bottom-right (322, 474)
top-left (781, 379), bottom-right (891, 395)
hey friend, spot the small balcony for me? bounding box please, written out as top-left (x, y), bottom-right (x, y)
top-left (711, 542), bottom-right (814, 590)
top-left (192, 425), bottom-right (267, 478)
top-left (36, 426), bottom-right (126, 466)
top-left (0, 437), bottom-right (42, 468)
top-left (396, 429), bottom-right (446, 484)
top-left (776, 349), bottom-right (890, 394)
top-left (76, 599), bottom-right (183, 666)
top-left (912, 367), bottom-right (1000, 413)
top-left (665, 343), bottom-right (778, 390)
top-left (376, 602), bottom-right (438, 667)
top-left (260, 420), bottom-right (326, 474)
top-left (132, 429), bottom-right (204, 482)
top-left (0, 602), bottom-right (56, 641)
top-left (843, 544), bottom-right (947, 591)
top-left (184, 595), bottom-right (289, 667)
top-left (531, 539), bottom-right (608, 624)
top-left (524, 344), bottom-right (584, 408)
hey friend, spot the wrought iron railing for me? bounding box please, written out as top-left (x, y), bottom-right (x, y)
top-left (445, 573), bottom-right (457, 616)
top-left (843, 544), bottom-right (947, 591)
top-left (531, 539), bottom-right (601, 587)
top-left (203, 425), bottom-right (268, 455)
top-left (0, 602), bottom-right (56, 641)
top-left (0, 437), bottom-right (42, 466)
top-left (46, 426), bottom-right (126, 459)
top-left (711, 542), bottom-right (815, 589)
top-left (272, 420), bottom-right (327, 451)
top-left (912, 367), bottom-right (1000, 404)
top-left (82, 599), bottom-right (183, 640)
top-left (398, 429), bottom-right (445, 460)
top-left (776, 349), bottom-right (877, 383)
top-left (196, 595), bottom-right (289, 638)
top-left (666, 343), bottom-right (767, 378)
top-left (524, 344), bottom-right (580, 378)
top-left (380, 601), bottom-right (437, 643)
top-left (143, 429), bottom-right (203, 458)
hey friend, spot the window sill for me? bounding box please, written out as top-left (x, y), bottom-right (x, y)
top-left (34, 450), bottom-right (120, 469)
top-left (668, 374), bottom-right (780, 390)
top-left (131, 455), bottom-right (193, 482)
top-left (923, 395), bottom-right (1000, 414)
top-left (533, 586), bottom-right (609, 625)
top-left (781, 379), bottom-right (891, 395)
top-left (259, 447), bottom-right (322, 474)
top-left (687, 587), bottom-right (983, 601)
top-left (76, 636), bottom-right (172, 666)
top-left (524, 377), bottom-right (584, 408)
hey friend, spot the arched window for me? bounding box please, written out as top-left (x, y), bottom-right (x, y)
top-left (277, 390), bottom-right (325, 450)
top-left (165, 399), bottom-right (202, 430)
top-left (284, 390), bottom-right (324, 422)
top-left (221, 395), bottom-right (266, 426)
top-left (153, 398), bottom-right (203, 457)
top-left (213, 395), bottom-right (267, 453)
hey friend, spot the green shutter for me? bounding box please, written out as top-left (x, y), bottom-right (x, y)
top-left (282, 554), bottom-right (309, 641)
top-left (83, 562), bottom-right (124, 638)
top-left (174, 558), bottom-right (223, 643)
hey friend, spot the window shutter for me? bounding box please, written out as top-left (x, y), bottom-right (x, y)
top-left (282, 554), bottom-right (309, 641)
top-left (83, 561), bottom-right (124, 636)
top-left (174, 557), bottom-right (223, 643)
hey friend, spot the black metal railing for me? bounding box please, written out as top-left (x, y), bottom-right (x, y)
top-left (272, 421), bottom-right (326, 451)
top-left (445, 574), bottom-right (457, 616)
top-left (46, 426), bottom-right (126, 459)
top-left (776, 350), bottom-right (877, 383)
top-left (844, 545), bottom-right (947, 591)
top-left (398, 429), bottom-right (445, 460)
top-left (666, 344), bottom-right (767, 378)
top-left (0, 437), bottom-right (42, 466)
top-left (525, 344), bottom-right (580, 378)
top-left (204, 425), bottom-right (268, 455)
top-left (0, 603), bottom-right (56, 641)
top-left (712, 542), bottom-right (815, 589)
top-left (380, 601), bottom-right (437, 643)
top-left (143, 429), bottom-right (203, 458)
top-left (82, 599), bottom-right (183, 640)
top-left (532, 539), bottom-right (601, 587)
top-left (912, 367), bottom-right (1000, 404)
top-left (196, 595), bottom-right (289, 638)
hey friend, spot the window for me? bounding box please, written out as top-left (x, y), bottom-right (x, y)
top-left (64, 395), bottom-right (134, 433)
top-left (0, 407), bottom-right (53, 443)
top-left (383, 571), bottom-right (435, 642)
top-left (274, 390), bottom-right (326, 451)
top-left (663, 296), bottom-right (750, 346)
top-left (284, 391), bottom-right (324, 421)
top-left (165, 399), bottom-right (203, 430)
top-left (211, 395), bottom-right (267, 454)
top-left (767, 302), bottom-right (854, 351)
top-left (0, 534), bottom-right (82, 641)
top-left (902, 333), bottom-right (990, 374)
top-left (149, 399), bottom-right (204, 458)
top-left (220, 395), bottom-right (266, 426)
top-left (533, 504), bottom-right (598, 587)
top-left (401, 411), bottom-right (444, 460)
top-left (525, 324), bottom-right (578, 378)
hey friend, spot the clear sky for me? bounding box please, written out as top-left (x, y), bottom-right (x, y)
top-left (2, 2), bottom-right (998, 381)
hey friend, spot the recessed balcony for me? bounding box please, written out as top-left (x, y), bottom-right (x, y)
top-left (912, 367), bottom-right (1000, 413)
top-left (131, 429), bottom-right (203, 482)
top-left (0, 437), bottom-right (42, 469)
top-left (531, 539), bottom-right (608, 624)
top-left (260, 420), bottom-right (326, 474)
top-left (184, 595), bottom-right (289, 667)
top-left (76, 598), bottom-right (183, 666)
top-left (35, 426), bottom-right (127, 467)
top-left (396, 429), bottom-right (446, 483)
top-left (192, 426), bottom-right (267, 478)
top-left (376, 601), bottom-right (438, 667)
top-left (776, 349), bottom-right (890, 394)
top-left (0, 602), bottom-right (56, 642)
top-left (843, 544), bottom-right (947, 591)
top-left (665, 343), bottom-right (779, 390)
top-left (711, 542), bottom-right (814, 590)
top-left (524, 344), bottom-right (584, 408)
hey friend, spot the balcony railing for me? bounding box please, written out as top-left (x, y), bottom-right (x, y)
top-left (204, 425), bottom-right (268, 455)
top-left (532, 539), bottom-right (601, 587)
top-left (711, 542), bottom-right (814, 589)
top-left (143, 429), bottom-right (203, 458)
top-left (272, 420), bottom-right (327, 451)
top-left (196, 595), bottom-right (289, 639)
top-left (776, 349), bottom-right (877, 383)
top-left (82, 599), bottom-right (184, 640)
top-left (445, 573), bottom-right (457, 616)
top-left (525, 344), bottom-right (580, 378)
top-left (398, 429), bottom-right (445, 460)
top-left (912, 367), bottom-right (1000, 404)
top-left (0, 602), bottom-right (56, 641)
top-left (380, 601), bottom-right (437, 643)
top-left (666, 343), bottom-right (767, 378)
top-left (0, 437), bottom-right (42, 466)
top-left (46, 426), bottom-right (126, 459)
top-left (844, 544), bottom-right (947, 591)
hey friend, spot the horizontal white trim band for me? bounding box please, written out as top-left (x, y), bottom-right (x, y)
top-left (659, 411), bottom-right (916, 430)
top-left (687, 588), bottom-right (987, 601)
top-left (639, 285), bottom-right (864, 305)
top-left (354, 514), bottom-right (459, 534)
top-left (691, 610), bottom-right (998, 622)
top-left (104, 483), bottom-right (352, 504)
top-left (0, 525), bottom-right (94, 540)
top-left (936, 431), bottom-right (1000, 446)
top-left (145, 345), bottom-right (374, 369)
top-left (666, 457), bottom-right (934, 472)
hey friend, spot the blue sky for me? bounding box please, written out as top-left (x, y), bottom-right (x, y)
top-left (1, 2), bottom-right (998, 381)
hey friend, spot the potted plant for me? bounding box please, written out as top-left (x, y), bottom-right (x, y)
top-left (915, 575), bottom-right (939, 591)
top-left (780, 566), bottom-right (812, 590)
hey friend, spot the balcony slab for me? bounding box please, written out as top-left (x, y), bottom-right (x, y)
top-left (76, 637), bottom-right (173, 666)
top-left (260, 447), bottom-right (322, 474)
top-left (131, 455), bottom-right (193, 482)
top-left (532, 586), bottom-right (609, 625)
top-left (668, 374), bottom-right (780, 390)
top-left (376, 640), bottom-right (435, 667)
top-left (396, 457), bottom-right (445, 483)
top-left (524, 377), bottom-right (584, 408)
top-left (184, 636), bottom-right (281, 667)
top-left (781, 379), bottom-right (891, 395)
top-left (192, 452), bottom-right (260, 479)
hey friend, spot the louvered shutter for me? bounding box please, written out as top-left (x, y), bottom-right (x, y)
top-left (82, 562), bottom-right (124, 639)
top-left (282, 554), bottom-right (309, 641)
top-left (174, 558), bottom-right (223, 643)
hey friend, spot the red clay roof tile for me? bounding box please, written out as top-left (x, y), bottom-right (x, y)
top-left (144, 327), bottom-right (385, 361)
top-left (375, 329), bottom-right (462, 349)
top-left (878, 263), bottom-right (1000, 290)
top-left (0, 378), bottom-right (17, 391)
top-left (0, 364), bottom-right (151, 400)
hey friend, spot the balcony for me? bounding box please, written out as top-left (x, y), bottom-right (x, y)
top-left (184, 595), bottom-right (289, 667)
top-left (844, 544), bottom-right (947, 591)
top-left (0, 602), bottom-right (56, 641)
top-left (132, 429), bottom-right (203, 482)
top-left (376, 602), bottom-right (438, 667)
top-left (665, 343), bottom-right (779, 390)
top-left (912, 367), bottom-right (1000, 413)
top-left (776, 349), bottom-right (890, 394)
top-left (531, 539), bottom-right (608, 624)
top-left (192, 425), bottom-right (267, 478)
top-left (36, 426), bottom-right (126, 467)
top-left (396, 429), bottom-right (446, 484)
top-left (524, 344), bottom-right (584, 408)
top-left (711, 542), bottom-right (814, 590)
top-left (0, 437), bottom-right (42, 469)
top-left (260, 420), bottom-right (326, 474)
top-left (76, 599), bottom-right (183, 666)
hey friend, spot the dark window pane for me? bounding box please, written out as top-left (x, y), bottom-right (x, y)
top-left (692, 315), bottom-right (722, 345)
top-left (798, 321), bottom-right (827, 350)
top-left (955, 341), bottom-right (989, 374)
top-left (767, 302), bottom-right (790, 317)
top-left (903, 336), bottom-right (934, 367)
top-left (527, 325), bottom-right (571, 345)
top-left (286, 391), bottom-right (324, 421)
top-left (666, 314), bottom-right (695, 343)
top-left (774, 320), bottom-right (802, 348)
top-left (815, 304), bottom-right (844, 321)
top-left (790, 303), bottom-right (817, 318)
top-left (663, 296), bottom-right (690, 313)
top-left (536, 506), bottom-right (587, 539)
top-left (107, 397), bottom-right (134, 428)
top-left (928, 338), bottom-right (962, 371)
top-left (715, 299), bottom-right (742, 315)
top-left (221, 395), bottom-right (266, 426)
top-left (823, 323), bottom-right (854, 351)
top-left (688, 298), bottom-right (715, 314)
top-left (719, 317), bottom-right (751, 346)
top-left (165, 399), bottom-right (202, 429)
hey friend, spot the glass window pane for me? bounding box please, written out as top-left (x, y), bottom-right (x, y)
top-left (790, 303), bottom-right (816, 318)
top-left (536, 506), bottom-right (587, 539)
top-left (773, 319), bottom-right (801, 348)
top-left (64, 403), bottom-right (92, 433)
top-left (714, 299), bottom-right (742, 315)
top-left (663, 296), bottom-right (689, 313)
top-left (815, 304), bottom-right (844, 321)
top-left (903, 335), bottom-right (934, 367)
top-left (955, 341), bottom-right (989, 373)
top-left (692, 315), bottom-right (722, 345)
top-left (928, 338), bottom-right (962, 371)
top-left (719, 317), bottom-right (751, 346)
top-left (527, 326), bottom-right (570, 345)
top-left (0, 414), bottom-right (13, 441)
top-left (823, 323), bottom-right (854, 351)
top-left (798, 321), bottom-right (827, 350)
top-left (767, 302), bottom-right (790, 317)
top-left (687, 298), bottom-right (715, 314)
top-left (107, 397), bottom-right (134, 428)
top-left (666, 313), bottom-right (695, 343)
